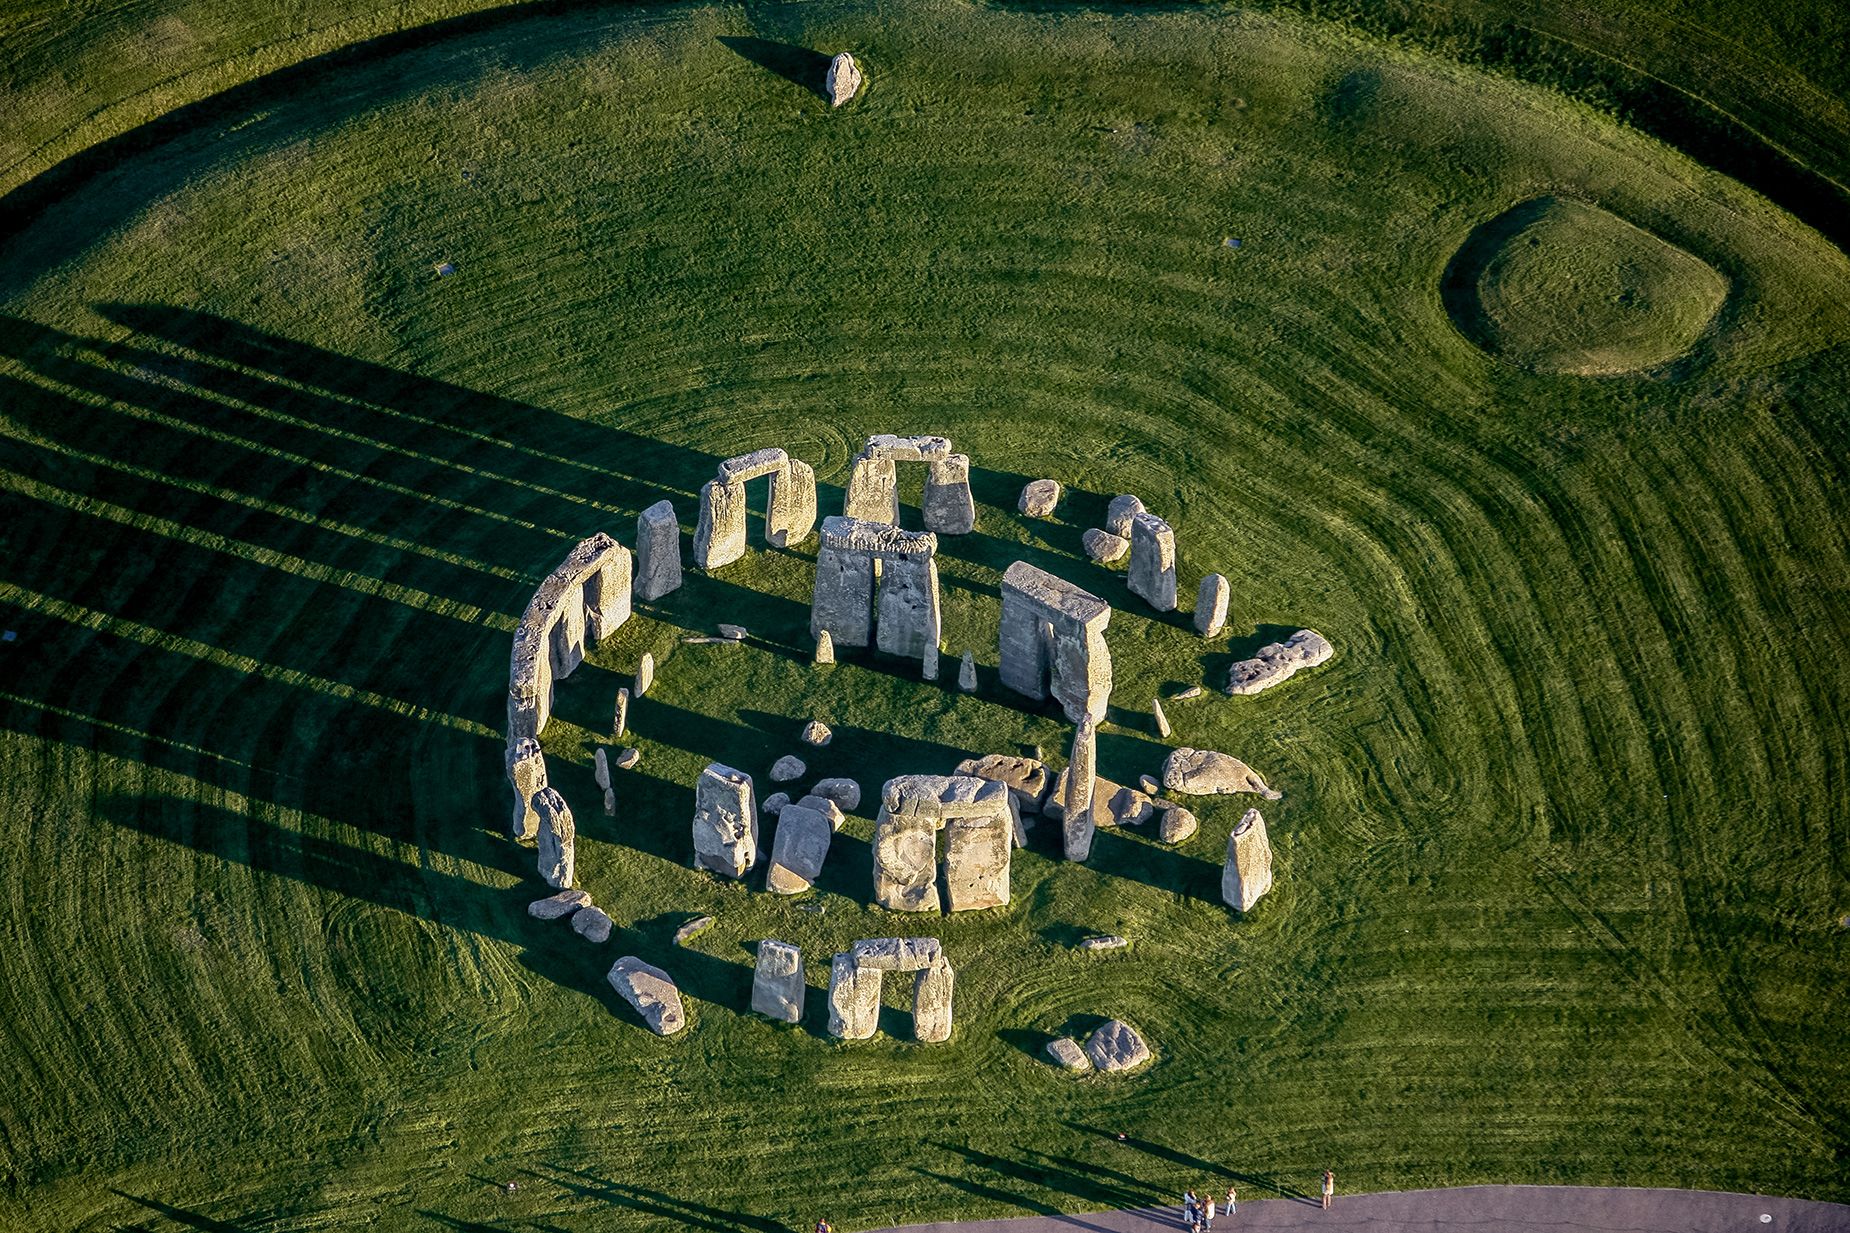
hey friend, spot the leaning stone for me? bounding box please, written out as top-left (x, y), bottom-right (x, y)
top-left (691, 763), bottom-right (758, 877)
top-left (608, 957), bottom-right (687, 1035)
top-left (770, 754), bottom-right (806, 782)
top-left (1078, 935), bottom-right (1129, 952)
top-left (1152, 696), bottom-right (1171, 738)
top-left (766, 802), bottom-right (833, 894)
top-left (1195, 573), bottom-right (1230, 637)
top-left (1018, 479), bottom-right (1061, 517)
top-left (634, 652), bottom-right (655, 698)
top-left (913, 958), bottom-right (954, 1042)
top-left (572, 905), bottom-right (613, 943)
top-left (1222, 808), bottom-right (1274, 912)
top-left (612, 686), bottom-right (629, 737)
top-left (751, 939), bottom-right (804, 1023)
top-left (1226, 629), bottom-right (1334, 696)
top-left (1085, 1019), bottom-right (1151, 1072)
top-left (527, 889), bottom-right (591, 920)
top-left (761, 791), bottom-right (791, 815)
top-left (796, 794), bottom-right (846, 830)
top-left (635, 499), bottom-right (683, 602)
top-left (958, 651), bottom-right (977, 692)
top-left (1083, 528), bottom-right (1128, 564)
top-left (825, 52), bottom-right (862, 107)
top-left (533, 787), bottom-right (576, 889)
top-left (615, 746), bottom-right (640, 770)
top-left (1046, 1037), bottom-right (1092, 1070)
top-left (814, 629), bottom-right (835, 665)
top-left (811, 777), bottom-right (861, 812)
top-left (801, 720), bottom-right (832, 747)
top-left (593, 747), bottom-right (612, 791)
top-left (718, 623), bottom-right (748, 641)
top-left (1163, 747), bottom-right (1280, 799)
top-left (1105, 494), bottom-right (1145, 537)
top-left (674, 916), bottom-right (715, 946)
top-left (1157, 805), bottom-right (1198, 844)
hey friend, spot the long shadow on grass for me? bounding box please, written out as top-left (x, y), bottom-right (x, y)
top-left (531, 1162), bottom-right (789, 1231)
top-left (715, 36), bottom-right (832, 100)
top-left (111, 1189), bottom-right (258, 1232)
top-left (1063, 1123), bottom-right (1317, 1204)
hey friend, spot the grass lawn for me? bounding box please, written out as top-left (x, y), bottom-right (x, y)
top-left (0, 1), bottom-right (1846, 1229)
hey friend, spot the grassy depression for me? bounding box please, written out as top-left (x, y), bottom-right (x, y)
top-left (0, 2), bottom-right (1847, 1229)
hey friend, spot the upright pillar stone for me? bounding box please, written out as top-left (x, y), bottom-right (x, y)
top-left (549, 580), bottom-right (588, 679)
top-left (913, 959), bottom-right (955, 1042)
top-left (692, 762), bottom-right (758, 878)
top-left (769, 459), bottom-right (818, 547)
top-left (812, 545), bottom-right (876, 647)
top-left (505, 738), bottom-right (548, 840)
top-left (943, 807), bottom-right (1012, 911)
top-left (583, 543), bottom-right (633, 641)
top-left (534, 787), bottom-right (576, 889)
top-left (1127, 511), bottom-right (1178, 612)
top-left (999, 562), bottom-right (1112, 723)
top-left (1222, 808), bottom-right (1274, 911)
top-left (998, 589), bottom-right (1051, 703)
top-left (826, 952), bottom-right (881, 1039)
top-left (635, 500), bottom-right (683, 601)
top-left (876, 553), bottom-right (941, 661)
top-left (1063, 717), bottom-right (1097, 862)
top-left (751, 939), bottom-right (804, 1023)
top-left (693, 479), bottom-right (747, 571)
top-left (1195, 572), bottom-right (1229, 638)
top-left (871, 793), bottom-right (942, 913)
top-left (922, 453), bottom-right (975, 535)
top-left (843, 455), bottom-right (898, 525)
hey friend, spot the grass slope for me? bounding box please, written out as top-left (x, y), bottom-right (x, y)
top-left (0, 2), bottom-right (1847, 1230)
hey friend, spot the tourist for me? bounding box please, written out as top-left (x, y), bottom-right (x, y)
top-left (1322, 1169), bottom-right (1335, 1210)
top-left (1203, 1192), bottom-right (1217, 1230)
top-left (815, 1221), bottom-right (833, 1233)
top-left (1226, 1186), bottom-right (1237, 1220)
top-left (1183, 1188), bottom-right (1199, 1230)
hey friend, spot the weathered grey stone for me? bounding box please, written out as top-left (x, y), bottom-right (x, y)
top-left (718, 623), bottom-right (748, 641)
top-left (1222, 808), bottom-right (1274, 912)
top-left (1019, 479), bottom-right (1061, 518)
top-left (814, 628), bottom-right (835, 664)
top-left (673, 916), bottom-right (715, 946)
top-left (608, 957), bottom-right (686, 1035)
top-left (922, 453), bottom-right (975, 535)
top-left (1046, 1037), bottom-right (1092, 1070)
top-left (825, 52), bottom-right (862, 107)
top-left (863, 433), bottom-right (952, 462)
top-left (770, 754), bottom-right (806, 782)
top-left (769, 458), bottom-right (817, 548)
top-left (603, 788), bottom-right (616, 816)
top-left (1138, 774), bottom-right (1160, 795)
top-left (612, 686), bottom-right (629, 737)
top-left (958, 651), bottom-right (977, 692)
top-left (1085, 1019), bottom-right (1151, 1071)
top-left (850, 936), bottom-right (943, 970)
top-left (634, 652), bottom-right (654, 698)
top-left (1226, 629), bottom-right (1334, 696)
top-left (811, 777), bottom-right (862, 812)
top-left (922, 641), bottom-right (940, 682)
top-left (873, 776), bottom-right (1013, 912)
top-left (751, 939), bottom-right (803, 1022)
top-left (913, 959), bottom-right (954, 1042)
top-left (796, 794), bottom-right (846, 830)
top-left (615, 746), bottom-right (640, 770)
top-left (1195, 573), bottom-right (1230, 637)
top-left (871, 795), bottom-right (941, 913)
top-left (1157, 804), bottom-right (1198, 844)
top-left (812, 545), bottom-right (876, 647)
top-left (533, 787), bottom-right (576, 889)
top-left (766, 802), bottom-right (833, 895)
top-left (692, 477), bottom-right (745, 571)
top-left (507, 533), bottom-right (631, 741)
top-left (691, 762), bottom-right (758, 878)
top-left (1105, 494), bottom-right (1145, 537)
top-left (1127, 512), bottom-right (1177, 612)
top-left (813, 516), bottom-right (939, 661)
top-left (572, 905), bottom-right (613, 943)
top-left (1105, 783), bottom-right (1155, 828)
top-left (1083, 528), bottom-right (1129, 564)
top-left (1063, 717), bottom-right (1098, 861)
top-left (999, 561), bottom-right (1113, 724)
top-left (593, 747), bottom-right (612, 791)
top-left (944, 806), bottom-right (1012, 911)
top-left (826, 952), bottom-right (880, 1039)
top-left (801, 720), bottom-right (832, 747)
top-left (877, 552), bottom-right (941, 661)
top-left (527, 888), bottom-right (591, 920)
top-left (635, 499), bottom-right (683, 601)
top-left (717, 446), bottom-right (789, 485)
top-left (761, 791), bottom-right (791, 815)
top-left (842, 455), bottom-right (897, 525)
top-left (1162, 747), bottom-right (1280, 799)
top-left (954, 754), bottom-right (1051, 816)
top-left (1078, 935), bottom-right (1129, 952)
top-left (506, 738), bottom-right (548, 840)
top-left (1153, 696), bottom-right (1171, 738)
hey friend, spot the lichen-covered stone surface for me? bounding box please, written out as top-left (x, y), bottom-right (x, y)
top-left (608, 957), bottom-right (686, 1035)
top-left (572, 905), bottom-right (613, 943)
top-left (1046, 1037), bottom-right (1092, 1070)
top-left (912, 959), bottom-right (954, 1042)
top-left (999, 561), bottom-right (1112, 723)
top-left (505, 738), bottom-right (547, 840)
top-left (1163, 747), bottom-right (1281, 799)
top-left (765, 802), bottom-right (833, 895)
top-left (1105, 494), bottom-right (1145, 537)
top-left (533, 787), bottom-right (575, 889)
top-left (811, 777), bottom-right (861, 812)
top-left (1127, 511), bottom-right (1178, 612)
top-left (1157, 804), bottom-right (1198, 844)
top-left (1082, 527), bottom-right (1128, 564)
top-left (1222, 808), bottom-right (1274, 912)
top-left (1018, 479), bottom-right (1061, 517)
top-left (527, 889), bottom-right (591, 920)
top-left (826, 951), bottom-right (880, 1039)
top-left (1085, 1019), bottom-right (1152, 1071)
top-left (751, 939), bottom-right (803, 1023)
top-left (691, 762), bottom-right (758, 877)
top-left (825, 51), bottom-right (863, 107)
top-left (922, 453), bottom-right (975, 534)
top-left (1195, 572), bottom-right (1230, 637)
top-left (635, 499), bottom-right (683, 601)
top-left (1226, 628), bottom-right (1334, 695)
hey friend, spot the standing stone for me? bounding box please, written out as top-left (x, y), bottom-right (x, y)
top-left (913, 959), bottom-right (955, 1042)
top-left (634, 652), bottom-right (655, 698)
top-left (871, 795), bottom-right (942, 913)
top-left (1019, 479), bottom-right (1061, 518)
top-left (693, 478), bottom-right (747, 570)
top-left (922, 642), bottom-right (940, 682)
top-left (751, 940), bottom-right (804, 1023)
top-left (922, 453), bottom-right (975, 535)
top-left (612, 686), bottom-right (629, 737)
top-left (1222, 808), bottom-right (1274, 911)
top-left (1195, 573), bottom-right (1230, 638)
top-left (998, 561), bottom-right (1113, 724)
top-left (1105, 494), bottom-right (1145, 537)
top-left (812, 543), bottom-right (877, 647)
top-left (1063, 717), bottom-right (1098, 862)
top-left (957, 651), bottom-right (977, 692)
top-left (635, 499), bottom-right (683, 602)
top-left (769, 459), bottom-right (818, 548)
top-left (533, 787), bottom-right (576, 889)
top-left (814, 628), bottom-right (835, 665)
top-left (943, 808), bottom-right (1011, 911)
top-left (607, 956), bottom-right (687, 1035)
top-left (1153, 696), bottom-right (1172, 739)
top-left (593, 747), bottom-right (611, 791)
top-left (843, 455), bottom-right (897, 525)
top-left (825, 52), bottom-right (863, 108)
top-left (1127, 512), bottom-right (1178, 612)
top-left (826, 952), bottom-right (880, 1039)
top-left (766, 802), bottom-right (833, 895)
top-left (691, 762), bottom-right (758, 878)
top-left (603, 788), bottom-right (616, 816)
top-left (505, 738), bottom-right (548, 840)
top-left (877, 553), bottom-right (941, 661)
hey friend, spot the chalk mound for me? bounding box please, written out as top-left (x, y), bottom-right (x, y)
top-left (1442, 196), bottom-right (1726, 377)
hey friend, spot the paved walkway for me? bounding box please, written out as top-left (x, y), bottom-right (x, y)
top-left (876, 1185), bottom-right (1849, 1233)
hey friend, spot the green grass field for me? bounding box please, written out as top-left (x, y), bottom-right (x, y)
top-left (1, 1), bottom-right (1847, 1229)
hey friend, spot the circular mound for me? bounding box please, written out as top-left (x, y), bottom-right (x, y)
top-left (1442, 195), bottom-right (1728, 375)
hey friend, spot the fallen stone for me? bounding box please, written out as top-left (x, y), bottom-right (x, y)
top-left (1138, 774), bottom-right (1160, 795)
top-left (958, 651), bottom-right (977, 692)
top-left (1085, 1019), bottom-right (1151, 1072)
top-left (766, 801), bottom-right (833, 895)
top-left (1078, 935), bottom-right (1129, 952)
top-left (1018, 479), bottom-right (1061, 517)
top-left (615, 746), bottom-right (640, 770)
top-left (1083, 528), bottom-right (1129, 564)
top-left (1157, 805), bottom-right (1198, 844)
top-left (801, 720), bottom-right (832, 747)
top-left (814, 629), bottom-right (835, 665)
top-left (761, 791), bottom-right (791, 815)
top-left (635, 652), bottom-right (655, 698)
top-left (613, 686), bottom-right (629, 736)
top-left (1046, 1037), bottom-right (1092, 1070)
top-left (825, 51), bottom-right (862, 107)
top-left (718, 623), bottom-right (748, 641)
top-left (1162, 747), bottom-right (1281, 799)
top-left (572, 905), bottom-right (613, 943)
top-left (528, 889), bottom-right (592, 920)
top-left (811, 777), bottom-right (862, 812)
top-left (770, 754), bottom-right (807, 782)
top-left (1105, 784), bottom-right (1155, 828)
top-left (751, 939), bottom-right (803, 1023)
top-left (954, 754), bottom-right (1051, 816)
top-left (691, 763), bottom-right (758, 878)
top-left (1105, 494), bottom-right (1145, 537)
top-left (1152, 696), bottom-right (1171, 738)
top-left (593, 748), bottom-right (612, 791)
top-left (1222, 808), bottom-right (1274, 912)
top-left (533, 787), bottom-right (576, 889)
top-left (795, 794), bottom-right (846, 830)
top-left (1226, 629), bottom-right (1334, 696)
top-left (607, 957), bottom-right (686, 1035)
top-left (1174, 685), bottom-right (1203, 700)
top-left (1195, 573), bottom-right (1230, 637)
top-left (674, 916), bottom-right (715, 946)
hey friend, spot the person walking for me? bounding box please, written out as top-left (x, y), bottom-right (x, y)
top-left (1203, 1192), bottom-right (1217, 1231)
top-left (1183, 1188), bottom-right (1199, 1231)
top-left (815, 1221), bottom-right (834, 1233)
top-left (1322, 1169), bottom-right (1335, 1210)
top-left (1225, 1185), bottom-right (1237, 1221)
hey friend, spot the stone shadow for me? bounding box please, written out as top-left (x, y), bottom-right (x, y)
top-left (1063, 1121), bottom-right (1319, 1203)
top-left (715, 36), bottom-right (832, 100)
top-left (110, 1189), bottom-right (259, 1232)
top-left (529, 1162), bottom-right (789, 1231)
